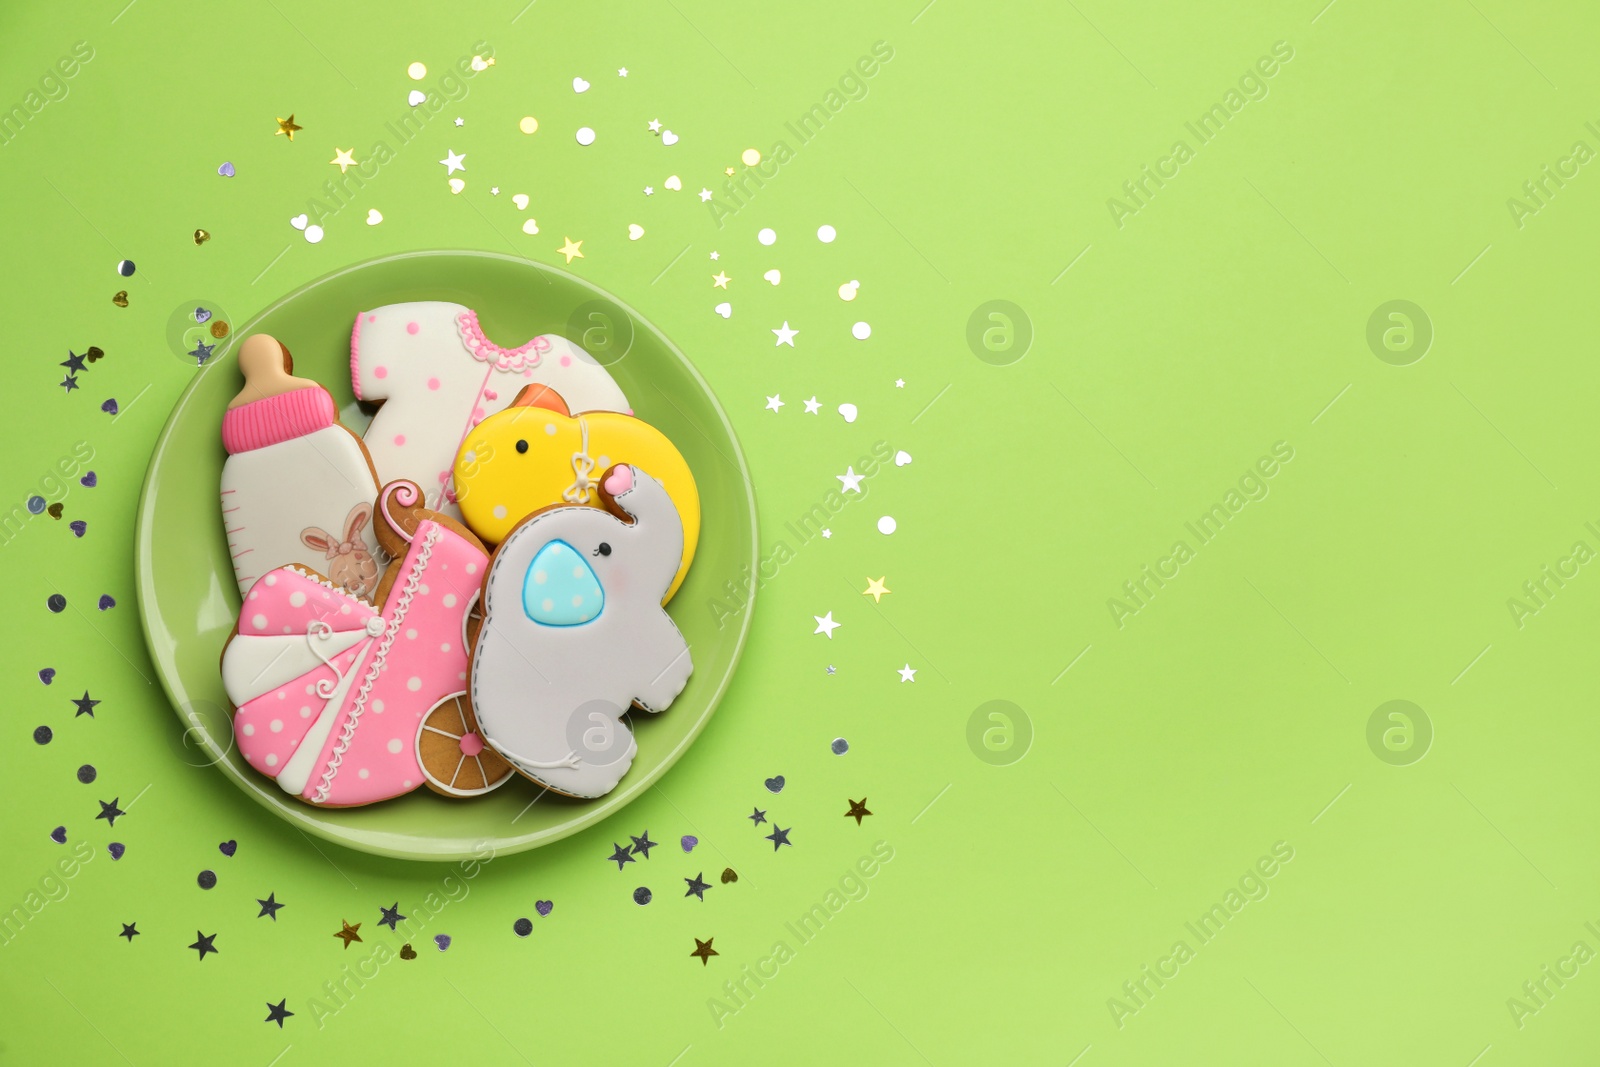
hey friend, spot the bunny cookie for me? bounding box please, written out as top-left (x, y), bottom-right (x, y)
top-left (220, 333), bottom-right (384, 597)
top-left (468, 463), bottom-right (693, 799)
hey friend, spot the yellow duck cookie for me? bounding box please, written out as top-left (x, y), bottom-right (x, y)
top-left (454, 385), bottom-right (700, 601)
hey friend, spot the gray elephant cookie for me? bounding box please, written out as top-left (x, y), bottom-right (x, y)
top-left (468, 463), bottom-right (693, 798)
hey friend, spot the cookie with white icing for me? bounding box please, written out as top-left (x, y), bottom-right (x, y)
top-left (350, 301), bottom-right (631, 518)
top-left (220, 334), bottom-right (384, 598)
top-left (468, 464), bottom-right (693, 799)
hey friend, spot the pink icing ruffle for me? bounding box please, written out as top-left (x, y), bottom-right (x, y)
top-left (456, 310), bottom-right (553, 372)
top-left (222, 387), bottom-right (338, 453)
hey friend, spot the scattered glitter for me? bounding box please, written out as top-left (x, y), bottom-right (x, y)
top-left (334, 920), bottom-right (362, 948)
top-left (399, 944), bottom-right (417, 959)
top-left (46, 503), bottom-right (63, 519)
top-left (80, 471), bottom-right (97, 487)
top-left (845, 798), bottom-right (872, 825)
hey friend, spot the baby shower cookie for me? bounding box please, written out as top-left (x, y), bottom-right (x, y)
top-left (221, 334), bottom-right (383, 598)
top-left (468, 464), bottom-right (693, 799)
top-left (453, 385), bottom-right (700, 601)
top-left (350, 301), bottom-right (631, 517)
top-left (220, 480), bottom-right (506, 806)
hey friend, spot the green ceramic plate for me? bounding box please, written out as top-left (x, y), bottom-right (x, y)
top-left (134, 250), bottom-right (756, 861)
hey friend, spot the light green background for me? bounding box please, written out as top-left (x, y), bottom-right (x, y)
top-left (2, 0), bottom-right (1597, 1064)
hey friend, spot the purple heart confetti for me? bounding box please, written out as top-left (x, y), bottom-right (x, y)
top-left (534, 900), bottom-right (553, 917)
top-left (107, 842), bottom-right (125, 860)
top-left (434, 934), bottom-right (451, 951)
top-left (80, 471), bottom-right (97, 488)
top-left (69, 521), bottom-right (86, 537)
top-left (218, 840), bottom-right (237, 857)
top-left (38, 668), bottom-right (55, 685)
top-left (218, 161), bottom-right (235, 177)
top-left (681, 835), bottom-right (698, 853)
top-left (101, 399), bottom-right (118, 416)
top-left (764, 775), bottom-right (785, 794)
top-left (50, 826), bottom-right (66, 844)
top-left (194, 307), bottom-right (212, 324)
top-left (97, 594), bottom-right (115, 611)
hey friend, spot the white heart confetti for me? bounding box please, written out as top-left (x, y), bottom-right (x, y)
top-left (838, 280), bottom-right (859, 301)
top-left (449, 178), bottom-right (465, 194)
top-left (838, 403), bottom-right (858, 423)
top-left (407, 90), bottom-right (426, 107)
top-left (289, 214), bottom-right (308, 231)
top-left (304, 224), bottom-right (324, 244)
top-left (366, 209), bottom-right (383, 226)
top-left (664, 175), bottom-right (682, 191)
top-left (763, 269), bottom-right (781, 285)
top-left (572, 76), bottom-right (590, 93)
top-left (512, 193), bottom-right (529, 211)
top-left (575, 126), bottom-right (596, 146)
top-left (470, 55), bottom-right (489, 71)
top-left (894, 450), bottom-right (912, 466)
top-left (714, 302), bottom-right (732, 319)
top-left (521, 218), bottom-right (539, 235)
top-left (628, 224), bottom-right (644, 241)
top-left (661, 130), bottom-right (678, 146)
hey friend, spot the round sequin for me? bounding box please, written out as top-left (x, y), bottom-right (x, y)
top-left (632, 886), bottom-right (652, 906)
top-left (46, 594), bottom-right (66, 613)
top-left (757, 228), bottom-right (776, 246)
top-left (197, 869), bottom-right (217, 890)
top-left (33, 726), bottom-right (52, 745)
top-left (831, 737), bottom-right (849, 755)
top-left (513, 917), bottom-right (533, 937)
top-left (116, 260), bottom-right (136, 277)
top-left (76, 764), bottom-right (96, 783)
top-left (26, 496), bottom-right (45, 515)
top-left (519, 116), bottom-right (539, 134)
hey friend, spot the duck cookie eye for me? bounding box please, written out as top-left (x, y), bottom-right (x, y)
top-left (593, 542), bottom-right (611, 557)
top-left (515, 439), bottom-right (529, 454)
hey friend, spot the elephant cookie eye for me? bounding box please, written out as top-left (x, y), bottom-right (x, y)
top-left (515, 439), bottom-right (528, 454)
top-left (593, 542), bottom-right (611, 557)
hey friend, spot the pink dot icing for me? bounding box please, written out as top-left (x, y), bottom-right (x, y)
top-left (427, 377), bottom-right (441, 390)
top-left (459, 732), bottom-right (484, 756)
top-left (406, 321), bottom-right (420, 335)
top-left (366, 314), bottom-right (376, 323)
top-left (393, 434), bottom-right (406, 446)
top-left (374, 366), bottom-right (387, 379)
top-left (472, 407), bottom-right (485, 420)
top-left (560, 355), bottom-right (572, 368)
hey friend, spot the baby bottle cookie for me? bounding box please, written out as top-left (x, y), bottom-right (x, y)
top-left (220, 334), bottom-right (384, 598)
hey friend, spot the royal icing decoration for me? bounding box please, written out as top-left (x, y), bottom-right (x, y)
top-left (470, 464), bottom-right (693, 799)
top-left (221, 507), bottom-right (490, 807)
top-left (350, 301), bottom-right (631, 517)
top-left (221, 334), bottom-right (382, 597)
top-left (454, 386), bottom-right (700, 601)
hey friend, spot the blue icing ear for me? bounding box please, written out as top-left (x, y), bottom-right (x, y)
top-left (522, 540), bottom-right (605, 625)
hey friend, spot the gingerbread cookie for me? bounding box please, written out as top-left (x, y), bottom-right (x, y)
top-left (453, 385), bottom-right (700, 601)
top-left (221, 334), bottom-right (384, 598)
top-left (469, 464), bottom-right (693, 799)
top-left (350, 301), bottom-right (631, 517)
top-left (220, 480), bottom-right (507, 806)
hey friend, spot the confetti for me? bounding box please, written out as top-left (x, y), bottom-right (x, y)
top-left (765, 825), bottom-right (793, 850)
top-left (878, 516), bottom-right (897, 535)
top-left (572, 76), bottom-right (590, 93)
top-left (190, 931), bottom-right (219, 960)
top-left (535, 899), bottom-right (553, 916)
top-left (407, 62), bottom-right (427, 80)
top-left (839, 280), bottom-right (859, 300)
top-left (73, 692), bottom-right (99, 716)
top-left (210, 321), bottom-right (229, 339)
top-left (378, 903), bottom-right (406, 930)
top-left (690, 937), bottom-right (718, 965)
top-left (274, 115), bottom-right (302, 140)
top-left (813, 612), bottom-right (840, 637)
top-left (116, 259), bottom-right (135, 277)
top-left (334, 921), bottom-right (362, 948)
top-left (862, 577), bottom-right (890, 602)
top-left (193, 229), bottom-right (210, 245)
top-left (714, 302), bottom-right (731, 319)
top-left (803, 397), bottom-right (821, 414)
top-left (69, 520), bottom-right (86, 538)
top-left (80, 471), bottom-right (97, 487)
top-left (399, 944), bottom-right (417, 959)
top-left (628, 224), bottom-right (644, 241)
top-left (329, 148), bottom-right (357, 173)
top-left (50, 826), bottom-right (67, 844)
top-left (898, 664), bottom-right (917, 682)
top-left (46, 503), bottom-right (62, 519)
top-left (632, 886), bottom-right (652, 906)
top-left (720, 868), bottom-right (738, 884)
top-left (661, 130), bottom-right (678, 145)
top-left (265, 1000), bottom-right (293, 1028)
top-left (685, 873), bottom-right (711, 900)
top-left (433, 934), bottom-right (451, 952)
top-left (440, 149), bottom-right (466, 174)
top-left (818, 224), bottom-right (837, 243)
top-left (258, 894), bottom-right (283, 919)
top-left (513, 917), bottom-right (532, 937)
top-left (519, 116), bottom-right (539, 134)
top-left (120, 923), bottom-right (139, 942)
top-left (764, 775), bottom-right (786, 793)
top-left (197, 869), bottom-right (217, 889)
top-left (34, 726), bottom-right (51, 744)
top-left (757, 228), bottom-right (776, 246)
top-left (713, 271), bottom-right (730, 288)
top-left (838, 403), bottom-right (858, 423)
top-left (772, 321), bottom-right (798, 346)
top-left (290, 213), bottom-right (309, 231)
top-left (407, 90), bottom-right (426, 107)
top-left (852, 321), bottom-right (872, 340)
top-left (107, 842), bottom-right (124, 859)
top-left (304, 225), bottom-right (324, 244)
top-left (217, 162), bottom-right (235, 177)
top-left (845, 798), bottom-right (872, 825)
top-left (741, 148), bottom-right (761, 166)
top-left (448, 179), bottom-right (465, 194)
top-left (219, 840), bottom-right (237, 857)
top-left (46, 594), bottom-right (66, 613)
top-left (608, 842), bottom-right (636, 869)
top-left (895, 450), bottom-right (912, 466)
top-left (838, 467), bottom-right (864, 493)
top-left (557, 237), bottom-right (583, 263)
top-left (575, 126), bottom-right (596, 146)
top-left (27, 496), bottom-right (45, 514)
top-left (749, 807), bottom-right (767, 825)
top-left (76, 764), bottom-right (96, 784)
top-left (832, 738), bottom-right (849, 755)
top-left (97, 594), bottom-right (115, 610)
top-left (630, 831), bottom-right (657, 858)
top-left (663, 175), bottom-right (682, 190)
top-left (762, 269), bottom-right (780, 285)
top-left (521, 219), bottom-right (540, 235)
top-left (111, 291), bottom-right (128, 307)
top-left (366, 209), bottom-right (383, 225)
top-left (38, 668), bottom-right (55, 684)
top-left (681, 835), bottom-right (698, 852)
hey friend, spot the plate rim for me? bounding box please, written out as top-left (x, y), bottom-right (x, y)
top-left (133, 249), bottom-right (758, 861)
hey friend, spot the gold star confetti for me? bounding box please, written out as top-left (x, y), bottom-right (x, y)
top-left (557, 237), bottom-right (584, 264)
top-left (275, 115), bottom-right (302, 140)
top-left (690, 937), bottom-right (719, 966)
top-left (333, 920), bottom-right (363, 948)
top-left (329, 147), bottom-right (357, 173)
top-left (845, 798), bottom-right (872, 825)
top-left (724, 167), bottom-right (735, 176)
top-left (712, 271), bottom-right (730, 289)
top-left (862, 577), bottom-right (890, 603)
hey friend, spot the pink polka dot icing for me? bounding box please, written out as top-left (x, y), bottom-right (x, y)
top-left (406, 321), bottom-right (420, 335)
top-left (374, 365), bottom-right (388, 379)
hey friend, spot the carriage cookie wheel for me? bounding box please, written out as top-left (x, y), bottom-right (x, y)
top-left (416, 692), bottom-right (515, 797)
